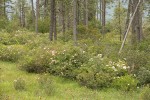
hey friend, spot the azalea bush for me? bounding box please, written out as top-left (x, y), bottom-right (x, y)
top-left (76, 54), bottom-right (115, 89)
top-left (0, 31), bottom-right (35, 45)
top-left (48, 46), bottom-right (89, 79)
top-left (0, 44), bottom-right (27, 62)
top-left (19, 46), bottom-right (54, 73)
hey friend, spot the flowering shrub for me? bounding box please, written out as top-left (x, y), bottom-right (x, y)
top-left (0, 31), bottom-right (35, 45)
top-left (19, 46), bottom-right (54, 73)
top-left (76, 54), bottom-right (115, 88)
top-left (0, 44), bottom-right (27, 62)
top-left (48, 47), bottom-right (89, 79)
top-left (112, 75), bottom-right (138, 91)
top-left (106, 59), bottom-right (129, 76)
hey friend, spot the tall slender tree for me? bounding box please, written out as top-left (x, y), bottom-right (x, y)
top-left (83, 0), bottom-right (88, 27)
top-left (131, 0), bottom-right (143, 45)
top-left (49, 0), bottom-right (56, 41)
top-left (35, 0), bottom-right (39, 33)
top-left (31, 0), bottom-right (35, 25)
top-left (73, 0), bottom-right (77, 45)
top-left (102, 0), bottom-right (106, 35)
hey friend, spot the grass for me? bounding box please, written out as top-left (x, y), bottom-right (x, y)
top-left (0, 61), bottom-right (141, 100)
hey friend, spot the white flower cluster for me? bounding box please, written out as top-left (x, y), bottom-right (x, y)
top-left (107, 59), bottom-right (130, 72)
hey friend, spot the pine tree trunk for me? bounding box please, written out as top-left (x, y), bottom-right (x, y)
top-left (50, 0), bottom-right (56, 41)
top-left (31, 0), bottom-right (35, 24)
top-left (35, 0), bottom-right (39, 33)
top-left (50, 0), bottom-right (54, 41)
top-left (54, 0), bottom-right (57, 41)
top-left (131, 0), bottom-right (143, 45)
top-left (100, 0), bottom-right (102, 25)
top-left (83, 0), bottom-right (88, 27)
top-left (102, 0), bottom-right (106, 35)
top-left (73, 0), bottom-right (77, 45)
top-left (124, 0), bottom-right (131, 38)
top-left (60, 1), bottom-right (65, 35)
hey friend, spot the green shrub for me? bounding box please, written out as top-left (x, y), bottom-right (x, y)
top-left (14, 78), bottom-right (26, 91)
top-left (77, 25), bottom-right (88, 35)
top-left (0, 31), bottom-right (35, 45)
top-left (38, 18), bottom-right (50, 33)
top-left (76, 54), bottom-right (115, 89)
top-left (0, 44), bottom-right (27, 62)
top-left (24, 33), bottom-right (51, 50)
top-left (48, 46), bottom-right (89, 79)
top-left (140, 87), bottom-right (150, 100)
top-left (123, 50), bottom-right (148, 72)
top-left (0, 18), bottom-right (8, 31)
top-left (19, 46), bottom-right (53, 73)
top-left (0, 69), bottom-right (3, 99)
top-left (0, 32), bottom-right (11, 45)
top-left (137, 67), bottom-right (150, 85)
top-left (112, 75), bottom-right (138, 91)
top-left (38, 74), bottom-right (55, 96)
top-left (76, 68), bottom-right (113, 89)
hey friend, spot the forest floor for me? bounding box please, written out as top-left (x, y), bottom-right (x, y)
top-left (0, 61), bottom-right (141, 100)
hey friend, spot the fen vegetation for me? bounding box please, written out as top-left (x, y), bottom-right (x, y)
top-left (0, 0), bottom-right (150, 99)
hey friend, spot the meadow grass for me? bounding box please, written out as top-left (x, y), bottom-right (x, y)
top-left (0, 61), bottom-right (141, 100)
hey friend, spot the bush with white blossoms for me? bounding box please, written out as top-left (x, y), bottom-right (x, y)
top-left (76, 54), bottom-right (115, 88)
top-left (19, 46), bottom-right (55, 73)
top-left (48, 47), bottom-right (89, 79)
top-left (106, 59), bottom-right (130, 76)
top-left (0, 44), bottom-right (27, 62)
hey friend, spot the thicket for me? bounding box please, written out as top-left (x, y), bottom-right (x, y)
top-left (0, 26), bottom-right (150, 90)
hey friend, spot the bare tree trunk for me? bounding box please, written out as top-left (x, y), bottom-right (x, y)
top-left (99, 0), bottom-right (102, 25)
top-left (67, 11), bottom-right (70, 30)
top-left (60, 1), bottom-right (65, 35)
top-left (102, 0), bottom-right (106, 35)
top-left (77, 0), bottom-right (80, 25)
top-left (131, 0), bottom-right (143, 45)
top-left (35, 0), bottom-right (39, 33)
top-left (66, 2), bottom-right (71, 30)
top-left (22, 5), bottom-right (25, 27)
top-left (54, 0), bottom-right (57, 41)
top-left (118, 0), bottom-right (122, 41)
top-left (44, 0), bottom-right (48, 18)
top-left (49, 0), bottom-right (56, 41)
top-left (19, 4), bottom-right (22, 27)
top-left (96, 0), bottom-right (99, 20)
top-left (3, 0), bottom-right (6, 18)
top-left (83, 0), bottom-right (88, 27)
top-left (73, 0), bottom-right (77, 45)
top-left (50, 0), bottom-right (54, 41)
top-left (124, 0), bottom-right (131, 38)
top-left (119, 0), bottom-right (142, 53)
top-left (31, 0), bottom-right (35, 24)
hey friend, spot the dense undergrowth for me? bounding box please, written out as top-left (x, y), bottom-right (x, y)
top-left (0, 26), bottom-right (150, 93)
